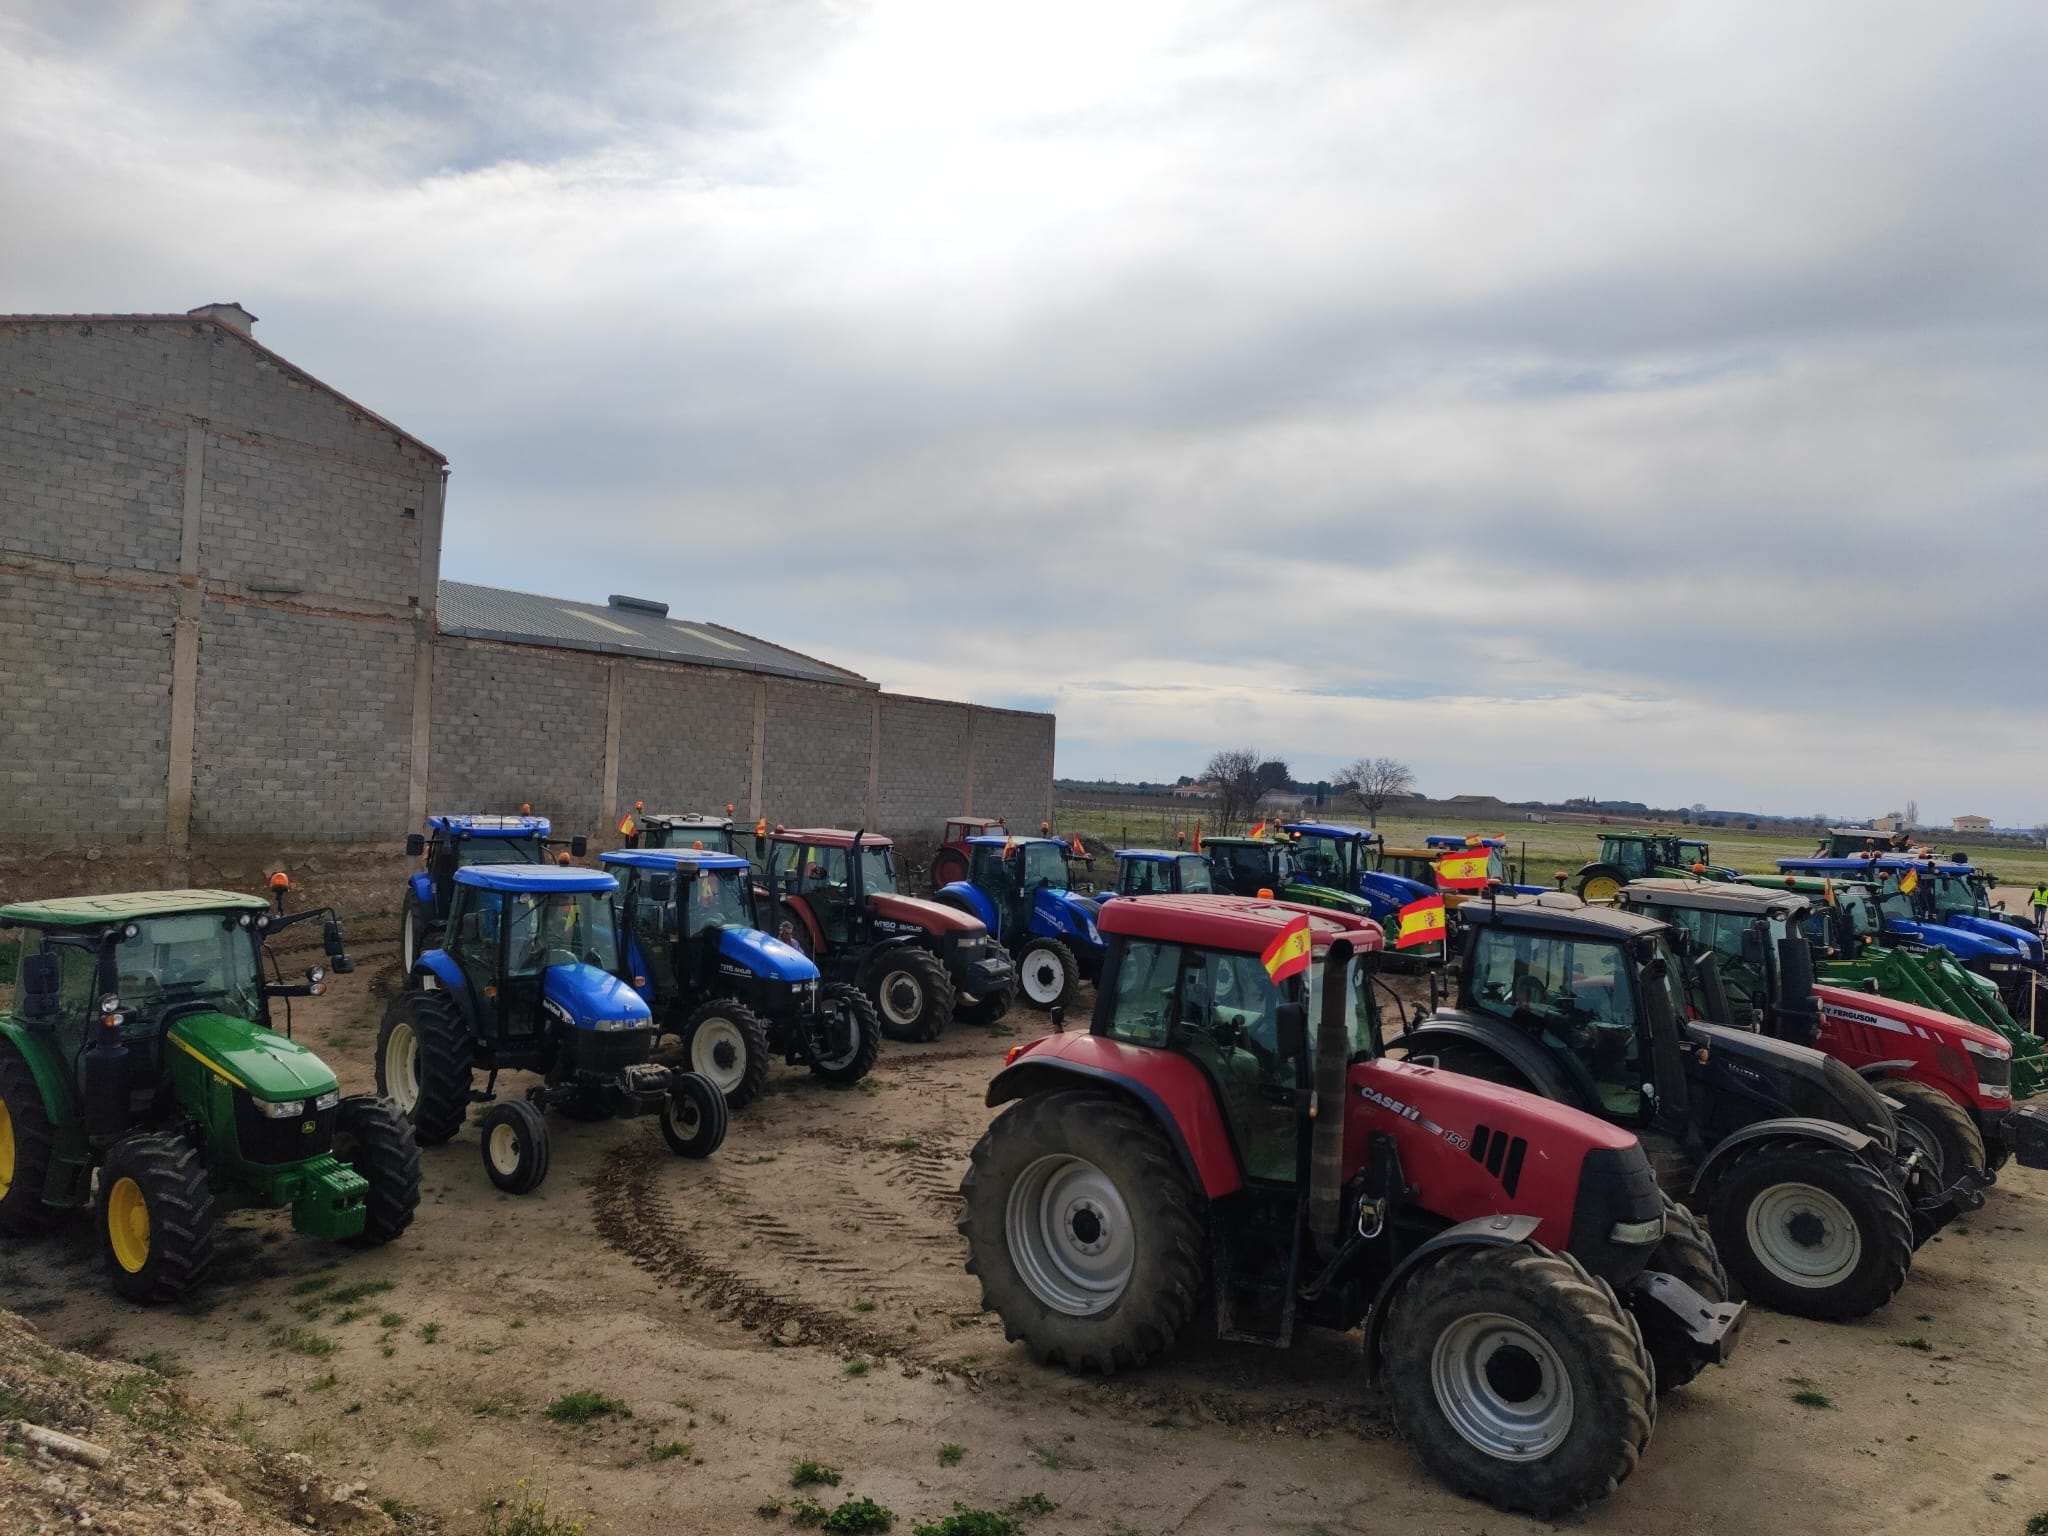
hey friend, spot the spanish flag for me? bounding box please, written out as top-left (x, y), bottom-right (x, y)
top-left (1397, 895), bottom-right (1448, 949)
top-left (1260, 913), bottom-right (1314, 983)
top-left (1898, 867), bottom-right (1919, 895)
top-left (1193, 823), bottom-right (1203, 852)
top-left (618, 811), bottom-right (637, 838)
top-left (1248, 819), bottom-right (1268, 840)
top-left (1435, 850), bottom-right (1490, 891)
top-left (755, 817), bottom-right (768, 837)
top-left (1001, 834), bottom-right (1016, 859)
top-left (1069, 834), bottom-right (1086, 856)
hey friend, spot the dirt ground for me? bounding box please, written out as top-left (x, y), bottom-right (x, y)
top-left (6, 943), bottom-right (2048, 1536)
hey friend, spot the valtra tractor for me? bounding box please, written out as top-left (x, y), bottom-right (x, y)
top-left (929, 815), bottom-right (1009, 890)
top-left (935, 835), bottom-right (1105, 1011)
top-left (961, 895), bottom-right (1740, 1516)
top-left (376, 865), bottom-right (727, 1193)
top-left (401, 813), bottom-right (587, 970)
top-left (763, 827), bottom-right (1018, 1039)
top-left (601, 848), bottom-right (881, 1108)
top-left (1398, 892), bottom-right (1940, 1320)
top-left (0, 886), bottom-right (419, 1301)
top-left (1569, 832), bottom-right (1738, 904)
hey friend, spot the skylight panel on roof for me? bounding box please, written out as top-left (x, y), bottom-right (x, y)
top-left (671, 623), bottom-right (746, 652)
top-left (564, 608), bottom-right (639, 636)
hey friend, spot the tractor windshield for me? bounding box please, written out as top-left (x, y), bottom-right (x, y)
top-left (503, 891), bottom-right (620, 976)
top-left (1308, 947), bottom-right (1380, 1060)
top-left (1021, 842), bottom-right (1069, 891)
top-left (1933, 873), bottom-right (1983, 919)
top-left (110, 913), bottom-right (264, 1027)
top-left (458, 836), bottom-right (546, 866)
top-left (681, 868), bottom-right (754, 936)
top-left (1176, 856), bottom-right (1214, 893)
top-left (860, 846), bottom-right (897, 895)
top-left (1466, 927), bottom-right (1644, 1116)
top-left (1290, 834), bottom-right (1352, 887)
top-left (1677, 841), bottom-right (1711, 870)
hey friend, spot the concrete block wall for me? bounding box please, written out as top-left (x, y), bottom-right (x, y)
top-left (616, 663), bottom-right (756, 821)
top-left (426, 637), bottom-right (609, 835)
top-left (761, 676), bottom-right (874, 830)
top-left (878, 695), bottom-right (972, 829)
top-left (972, 706), bottom-right (1057, 830)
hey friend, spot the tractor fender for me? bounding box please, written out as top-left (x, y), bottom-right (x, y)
top-left (1360, 1215), bottom-right (1545, 1376)
top-left (1031, 889), bottom-right (1104, 952)
top-left (986, 1050), bottom-right (1243, 1200)
top-left (717, 924), bottom-right (817, 984)
top-left (1399, 1018), bottom-right (1587, 1110)
top-left (1690, 1117), bottom-right (1883, 1197)
top-left (408, 870), bottom-right (435, 907)
top-left (937, 881), bottom-right (1000, 934)
top-left (1852, 1059), bottom-right (1920, 1081)
top-left (416, 949), bottom-right (466, 996)
top-left (0, 1020), bottom-right (91, 1201)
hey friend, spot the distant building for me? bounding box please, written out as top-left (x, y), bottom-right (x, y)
top-left (1871, 813), bottom-right (1906, 833)
top-left (1952, 814), bottom-right (1993, 833)
top-left (1172, 782), bottom-right (1216, 799)
top-left (1256, 789), bottom-right (1307, 811)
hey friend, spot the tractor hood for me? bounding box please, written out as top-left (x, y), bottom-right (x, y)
top-left (1943, 912), bottom-right (2045, 961)
top-left (1689, 1021), bottom-right (1896, 1147)
top-left (169, 1013), bottom-right (338, 1104)
top-left (718, 924), bottom-right (818, 984)
top-left (872, 892), bottom-right (986, 935)
top-left (1887, 917), bottom-right (2022, 962)
top-left (1293, 881), bottom-right (1373, 916)
top-left (1812, 983), bottom-right (2010, 1055)
top-left (1360, 871), bottom-right (1433, 908)
top-left (545, 963), bottom-right (652, 1025)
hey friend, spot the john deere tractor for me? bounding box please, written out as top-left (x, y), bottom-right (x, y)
top-left (602, 848), bottom-right (881, 1108)
top-left (376, 865), bottom-right (727, 1193)
top-left (401, 814), bottom-right (587, 971)
top-left (0, 888), bottom-right (419, 1301)
top-left (936, 836), bottom-right (1104, 1011)
top-left (963, 895), bottom-right (1740, 1516)
top-left (1570, 833), bottom-right (1737, 903)
top-left (1226, 828), bottom-right (1440, 968)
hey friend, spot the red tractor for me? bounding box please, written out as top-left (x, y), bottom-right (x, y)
top-left (961, 895), bottom-right (1741, 1517)
top-left (930, 816), bottom-right (1009, 891)
top-left (764, 828), bottom-right (1018, 1039)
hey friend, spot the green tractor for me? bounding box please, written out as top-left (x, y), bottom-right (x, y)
top-left (1201, 835), bottom-right (1380, 921)
top-left (1570, 832), bottom-right (1737, 903)
top-left (0, 888), bottom-right (420, 1301)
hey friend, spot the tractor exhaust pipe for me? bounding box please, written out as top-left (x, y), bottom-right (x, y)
top-left (1309, 937), bottom-right (1355, 1245)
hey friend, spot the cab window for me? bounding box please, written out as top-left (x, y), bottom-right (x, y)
top-left (1177, 856), bottom-right (1214, 894)
top-left (1104, 939), bottom-right (1180, 1045)
top-left (1468, 928), bottom-right (1644, 1118)
top-left (1179, 948), bottom-right (1297, 1182)
top-left (1021, 842), bottom-right (1068, 890)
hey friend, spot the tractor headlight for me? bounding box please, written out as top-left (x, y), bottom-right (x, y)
top-left (313, 1090), bottom-right (340, 1111)
top-left (1608, 1216), bottom-right (1666, 1246)
top-left (257, 1097), bottom-right (307, 1119)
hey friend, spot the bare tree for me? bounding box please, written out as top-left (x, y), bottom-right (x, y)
top-left (1339, 756), bottom-right (1417, 828)
top-left (1203, 747), bottom-right (1263, 832)
top-left (1904, 799), bottom-right (1919, 830)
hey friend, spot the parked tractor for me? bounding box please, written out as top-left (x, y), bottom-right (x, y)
top-left (376, 865), bottom-right (727, 1193)
top-left (764, 828), bottom-right (1018, 1039)
top-left (1570, 833), bottom-right (1737, 903)
top-left (601, 849), bottom-right (881, 1108)
top-left (1203, 835), bottom-right (1379, 919)
top-left (1398, 892), bottom-right (1937, 1320)
top-left (1095, 847), bottom-right (1215, 900)
top-left (962, 895), bottom-right (1740, 1516)
top-left (929, 816), bottom-right (1009, 891)
top-left (1615, 878), bottom-right (2036, 1184)
top-left (935, 836), bottom-right (1104, 1011)
top-left (401, 814), bottom-right (587, 970)
top-left (0, 888), bottom-right (419, 1301)
top-left (618, 806), bottom-right (748, 859)
top-left (1815, 826), bottom-right (1918, 859)
top-left (1256, 824), bottom-right (1443, 967)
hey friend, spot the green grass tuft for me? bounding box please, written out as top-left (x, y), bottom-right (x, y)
top-left (267, 1326), bottom-right (339, 1358)
top-left (544, 1391), bottom-right (631, 1425)
top-left (936, 1443), bottom-right (965, 1466)
top-left (791, 1459), bottom-right (842, 1489)
top-left (481, 1488), bottom-right (588, 1536)
top-left (1791, 1388), bottom-right (1836, 1409)
top-left (911, 1507), bottom-right (1018, 1536)
top-left (1894, 1336), bottom-right (1933, 1352)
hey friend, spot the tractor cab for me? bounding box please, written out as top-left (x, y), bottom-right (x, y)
top-left (1616, 880), bottom-right (1818, 1039)
top-left (1203, 837), bottom-right (1297, 897)
top-left (1282, 821), bottom-right (1379, 892)
top-left (1817, 827), bottom-right (1916, 860)
top-left (1570, 832), bottom-right (1734, 903)
top-left (930, 816), bottom-right (1010, 888)
top-left (1104, 848), bottom-right (1214, 899)
top-left (934, 836), bottom-right (1105, 1009)
top-left (1781, 857), bottom-right (2045, 966)
top-left (603, 850), bottom-right (764, 1003)
top-left (402, 814), bottom-right (587, 970)
top-left (620, 808), bottom-right (747, 859)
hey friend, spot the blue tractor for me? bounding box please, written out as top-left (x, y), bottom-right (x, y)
top-left (601, 849), bottom-right (881, 1109)
top-left (1280, 821), bottom-right (1454, 966)
top-left (401, 814), bottom-right (587, 971)
top-left (375, 865), bottom-right (727, 1193)
top-left (936, 836), bottom-right (1104, 1011)
top-left (1094, 847), bottom-right (1216, 901)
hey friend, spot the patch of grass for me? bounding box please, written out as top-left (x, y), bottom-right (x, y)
top-left (2026, 1514), bottom-right (2048, 1536)
top-left (268, 1326), bottom-right (340, 1358)
top-left (308, 1373), bottom-right (340, 1393)
top-left (1791, 1389), bottom-right (1836, 1409)
top-left (471, 1393), bottom-right (523, 1418)
top-left (244, 1307), bottom-right (269, 1323)
top-left (821, 1497), bottom-right (894, 1533)
top-left (649, 1440), bottom-right (691, 1461)
top-left (65, 1326), bottom-right (118, 1355)
top-left (843, 1357), bottom-right (870, 1377)
top-left (130, 1348), bottom-right (189, 1378)
top-left (790, 1497), bottom-right (830, 1527)
top-left (757, 1499), bottom-right (786, 1519)
top-left (854, 1299), bottom-right (877, 1313)
top-left (101, 1372), bottom-right (183, 1436)
top-left (379, 1312), bottom-right (405, 1329)
top-left (791, 1459), bottom-right (843, 1489)
top-left (481, 1487), bottom-right (588, 1536)
top-left (416, 1321), bottom-right (442, 1344)
top-left (1894, 1336), bottom-right (1934, 1352)
top-left (1003, 1495), bottom-right (1056, 1519)
top-left (289, 1275), bottom-right (335, 1296)
top-left (407, 1424), bottom-right (445, 1449)
top-left (890, 1136), bottom-right (920, 1152)
top-left (937, 1443), bottom-right (965, 1466)
top-left (509, 1318), bottom-right (527, 1329)
top-left (912, 1508), bottom-right (1019, 1536)
top-left (544, 1391), bottom-right (631, 1425)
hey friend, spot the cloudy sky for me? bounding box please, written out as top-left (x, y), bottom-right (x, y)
top-left (4, 2), bottom-right (2043, 824)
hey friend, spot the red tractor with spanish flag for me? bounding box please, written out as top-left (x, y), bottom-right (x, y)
top-left (961, 892), bottom-right (1741, 1517)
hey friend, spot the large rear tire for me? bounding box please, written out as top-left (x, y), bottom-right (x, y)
top-left (955, 972), bottom-right (1020, 1027)
top-left (1636, 1197), bottom-right (1737, 1393)
top-left (1384, 1244), bottom-right (1654, 1517)
top-left (679, 998), bottom-right (773, 1110)
top-left (399, 892), bottom-right (440, 973)
top-left (333, 1095), bottom-right (423, 1246)
top-left (930, 849), bottom-right (969, 891)
top-left (869, 948), bottom-right (955, 1042)
top-left (1706, 1139), bottom-right (1913, 1319)
top-left (808, 984), bottom-right (883, 1085)
top-left (958, 1090), bottom-right (1206, 1373)
top-left (1882, 1080), bottom-right (1987, 1184)
top-left (98, 1134), bottom-right (217, 1304)
top-left (1017, 938), bottom-right (1080, 1013)
top-left (375, 990), bottom-right (473, 1146)
top-left (0, 1049), bottom-right (62, 1235)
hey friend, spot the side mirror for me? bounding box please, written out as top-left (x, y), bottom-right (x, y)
top-left (405, 833), bottom-right (426, 858)
top-left (1739, 926), bottom-right (1767, 969)
top-left (571, 836), bottom-right (589, 858)
top-left (647, 875), bottom-right (674, 903)
top-left (1275, 1001), bottom-right (1309, 1061)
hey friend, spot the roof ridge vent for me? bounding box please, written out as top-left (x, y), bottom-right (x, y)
top-left (608, 594), bottom-right (669, 616)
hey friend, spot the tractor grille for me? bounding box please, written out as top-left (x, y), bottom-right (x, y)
top-left (561, 1024), bottom-right (656, 1078)
top-left (233, 1095), bottom-right (336, 1166)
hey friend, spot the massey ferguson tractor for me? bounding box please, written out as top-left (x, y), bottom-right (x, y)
top-left (962, 895), bottom-right (1741, 1518)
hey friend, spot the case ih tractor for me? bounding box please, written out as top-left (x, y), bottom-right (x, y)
top-left (376, 865), bottom-right (727, 1193)
top-left (1569, 833), bottom-right (1737, 903)
top-left (401, 813), bottom-right (587, 970)
top-left (0, 888), bottom-right (419, 1301)
top-left (962, 895), bottom-right (1741, 1516)
top-left (929, 816), bottom-right (1009, 891)
top-left (601, 848), bottom-right (881, 1108)
top-left (764, 828), bottom-right (1017, 1039)
top-left (1618, 878), bottom-right (2043, 1179)
top-left (1398, 893), bottom-right (1952, 1320)
top-left (935, 835), bottom-right (1105, 1011)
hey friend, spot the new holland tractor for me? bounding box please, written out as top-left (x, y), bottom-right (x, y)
top-left (1569, 833), bottom-right (1738, 903)
top-left (1615, 879), bottom-right (2038, 1184)
top-left (763, 827), bottom-right (1018, 1039)
top-left (618, 805), bottom-right (751, 859)
top-left (1397, 892), bottom-right (1942, 1321)
top-left (961, 895), bottom-right (1741, 1516)
top-left (376, 865), bottom-right (727, 1193)
top-left (0, 888), bottom-right (419, 1301)
top-left (601, 848), bottom-right (881, 1108)
top-left (935, 835), bottom-right (1105, 1012)
top-left (1246, 824), bottom-right (1443, 968)
top-left (401, 813), bottom-right (587, 970)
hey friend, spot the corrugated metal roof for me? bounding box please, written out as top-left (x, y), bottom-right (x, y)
top-left (436, 581), bottom-right (874, 688)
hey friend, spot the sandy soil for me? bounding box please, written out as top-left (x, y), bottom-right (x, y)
top-left (6, 943), bottom-right (2047, 1536)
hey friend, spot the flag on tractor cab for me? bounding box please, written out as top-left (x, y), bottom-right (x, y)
top-left (1248, 819), bottom-right (1268, 840)
top-left (1260, 913), bottom-right (1314, 983)
top-left (1001, 834), bottom-right (1016, 858)
top-left (1193, 823), bottom-right (1203, 852)
top-left (617, 811), bottom-right (636, 838)
top-left (755, 817), bottom-right (768, 837)
top-left (1898, 867), bottom-right (1920, 895)
top-left (1435, 850), bottom-right (1490, 890)
top-left (1397, 895), bottom-right (1448, 949)
top-left (1069, 833), bottom-right (1085, 856)
top-left (1823, 878), bottom-right (1837, 907)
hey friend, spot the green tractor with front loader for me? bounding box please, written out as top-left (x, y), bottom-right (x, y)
top-left (0, 887), bottom-right (420, 1301)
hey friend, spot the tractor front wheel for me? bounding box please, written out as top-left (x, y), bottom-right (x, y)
top-left (661, 1073), bottom-right (729, 1158)
top-left (1018, 938), bottom-right (1080, 1012)
top-left (1707, 1140), bottom-right (1913, 1319)
top-left (958, 1089), bottom-right (1207, 1373)
top-left (1635, 1196), bottom-right (1737, 1393)
top-left (955, 972), bottom-right (1020, 1027)
top-left (0, 1049), bottom-right (61, 1235)
top-left (679, 999), bottom-right (773, 1110)
top-left (334, 1095), bottom-right (423, 1245)
top-left (1883, 1080), bottom-right (1988, 1185)
top-left (376, 990), bottom-right (473, 1145)
top-left (870, 948), bottom-right (956, 1042)
top-left (98, 1135), bottom-right (218, 1303)
top-left (1574, 864), bottom-right (1628, 904)
top-left (478, 1101), bottom-right (551, 1195)
top-left (1384, 1245), bottom-right (1654, 1517)
top-left (808, 984), bottom-right (883, 1085)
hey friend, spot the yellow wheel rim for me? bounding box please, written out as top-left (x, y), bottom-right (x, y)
top-left (0, 1099), bottom-right (14, 1200)
top-left (107, 1176), bottom-right (151, 1273)
top-left (1582, 876), bottom-right (1620, 904)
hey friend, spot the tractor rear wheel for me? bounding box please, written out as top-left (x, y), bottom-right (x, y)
top-left (478, 1101), bottom-right (551, 1195)
top-left (870, 948), bottom-right (955, 1042)
top-left (808, 984), bottom-right (883, 1085)
top-left (1017, 938), bottom-right (1080, 1012)
top-left (400, 892), bottom-right (440, 973)
top-left (0, 1049), bottom-right (62, 1235)
top-left (1883, 1080), bottom-right (1987, 1184)
top-left (1637, 1197), bottom-right (1737, 1393)
top-left (679, 998), bottom-right (773, 1110)
top-left (376, 990), bottom-right (473, 1146)
top-left (660, 1073), bottom-right (729, 1158)
top-left (1384, 1244), bottom-right (1654, 1517)
top-left (955, 972), bottom-right (1020, 1027)
top-left (930, 849), bottom-right (969, 890)
top-left (98, 1134), bottom-right (217, 1303)
top-left (1707, 1139), bottom-right (1912, 1319)
top-left (1574, 864), bottom-right (1628, 904)
top-left (958, 1089), bottom-right (1207, 1373)
top-left (334, 1095), bottom-right (422, 1246)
